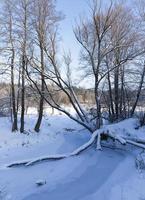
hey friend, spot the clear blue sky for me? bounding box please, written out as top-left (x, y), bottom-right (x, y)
top-left (57, 0), bottom-right (89, 65)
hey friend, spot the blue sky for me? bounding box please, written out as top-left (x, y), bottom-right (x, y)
top-left (56, 0), bottom-right (111, 88)
top-left (57, 0), bottom-right (89, 66)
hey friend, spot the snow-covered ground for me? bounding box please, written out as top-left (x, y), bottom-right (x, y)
top-left (0, 113), bottom-right (145, 200)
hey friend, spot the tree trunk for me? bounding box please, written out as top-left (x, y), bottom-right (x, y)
top-left (17, 67), bottom-right (21, 113)
top-left (20, 55), bottom-right (26, 133)
top-left (107, 64), bottom-right (115, 122)
top-left (114, 66), bottom-right (119, 120)
top-left (34, 45), bottom-right (44, 132)
top-left (131, 63), bottom-right (145, 116)
top-left (34, 95), bottom-right (44, 132)
top-left (11, 49), bottom-right (18, 132)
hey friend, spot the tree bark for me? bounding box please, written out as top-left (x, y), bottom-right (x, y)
top-left (34, 43), bottom-right (45, 132)
top-left (20, 55), bottom-right (26, 133)
top-left (131, 63), bottom-right (145, 116)
top-left (11, 49), bottom-right (18, 132)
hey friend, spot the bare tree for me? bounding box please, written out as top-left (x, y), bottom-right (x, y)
top-left (75, 1), bottom-right (145, 123)
top-left (31, 0), bottom-right (61, 132)
top-left (1, 0), bottom-right (18, 131)
top-left (15, 0), bottom-right (31, 133)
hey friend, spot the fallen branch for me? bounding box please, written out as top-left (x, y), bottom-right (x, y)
top-left (7, 130), bottom-right (99, 167)
top-left (6, 128), bottom-right (145, 168)
top-left (8, 160), bottom-right (29, 168)
top-left (124, 137), bottom-right (145, 145)
top-left (7, 154), bottom-right (68, 168)
top-left (26, 154), bottom-right (67, 166)
top-left (126, 140), bottom-right (145, 149)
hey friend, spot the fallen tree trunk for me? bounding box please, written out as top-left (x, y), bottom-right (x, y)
top-left (8, 155), bottom-right (67, 168)
top-left (7, 127), bottom-right (145, 168)
top-left (126, 140), bottom-right (145, 149)
top-left (124, 137), bottom-right (145, 145)
top-left (7, 132), bottom-right (99, 167)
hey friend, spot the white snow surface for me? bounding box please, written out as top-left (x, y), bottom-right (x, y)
top-left (0, 114), bottom-right (145, 200)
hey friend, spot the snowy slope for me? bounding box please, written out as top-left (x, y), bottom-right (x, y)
top-left (0, 115), bottom-right (145, 200)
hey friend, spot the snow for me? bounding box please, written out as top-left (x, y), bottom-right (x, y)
top-left (0, 113), bottom-right (145, 199)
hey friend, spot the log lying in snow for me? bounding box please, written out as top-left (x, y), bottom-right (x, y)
top-left (7, 160), bottom-right (29, 167)
top-left (124, 137), bottom-right (145, 145)
top-left (126, 140), bottom-right (145, 149)
top-left (8, 154), bottom-right (68, 168)
top-left (7, 130), bottom-right (100, 167)
top-left (6, 128), bottom-right (145, 168)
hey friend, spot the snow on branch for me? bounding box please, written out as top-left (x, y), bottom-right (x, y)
top-left (6, 126), bottom-right (145, 168)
